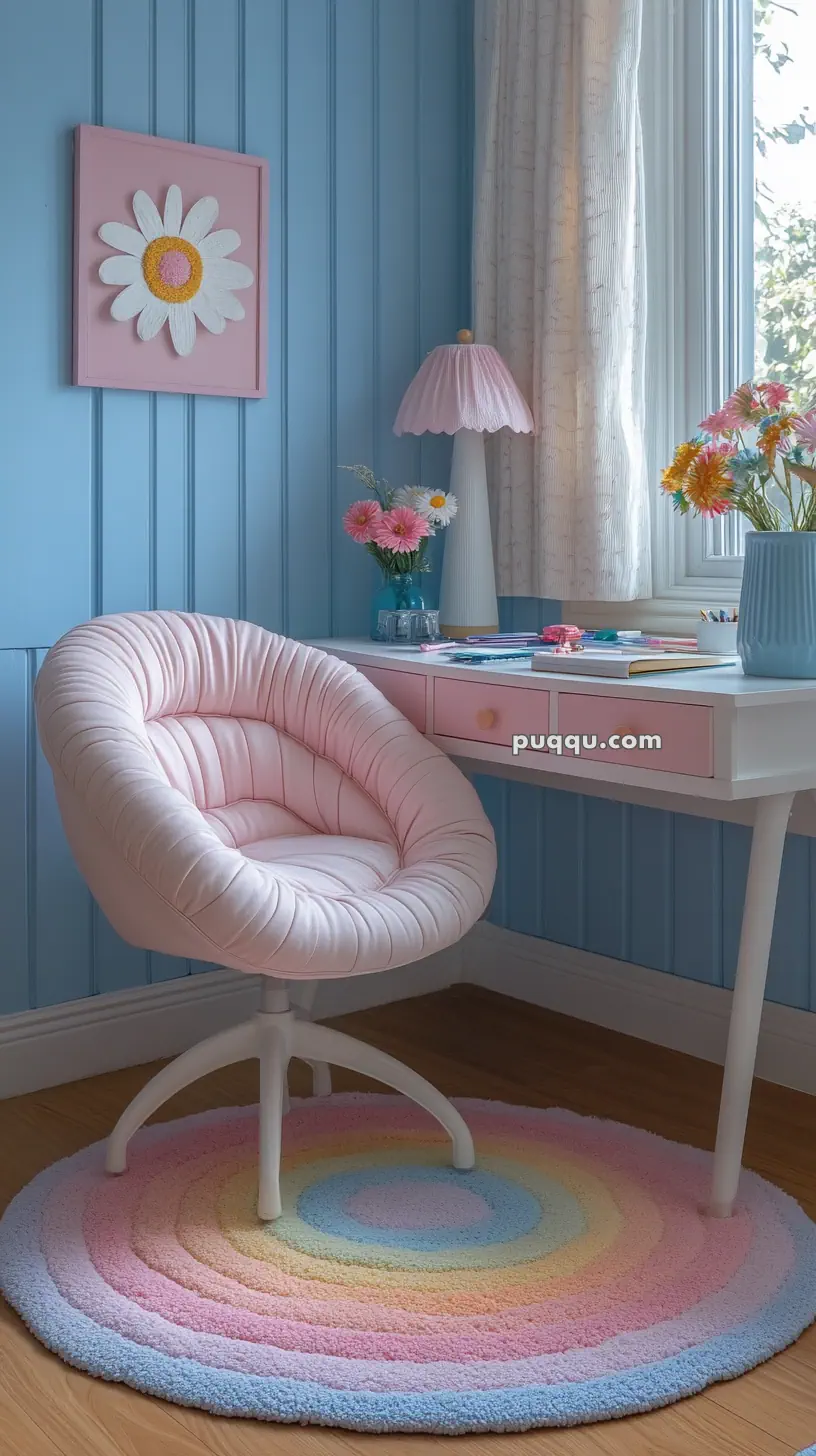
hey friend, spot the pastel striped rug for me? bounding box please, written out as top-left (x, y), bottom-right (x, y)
top-left (1, 1094), bottom-right (815, 1435)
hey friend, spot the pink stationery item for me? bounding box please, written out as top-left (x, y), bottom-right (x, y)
top-left (541, 624), bottom-right (583, 645)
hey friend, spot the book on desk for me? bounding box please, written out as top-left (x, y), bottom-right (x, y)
top-left (531, 650), bottom-right (738, 678)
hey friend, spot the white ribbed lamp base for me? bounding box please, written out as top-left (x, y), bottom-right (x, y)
top-left (439, 429), bottom-right (499, 638)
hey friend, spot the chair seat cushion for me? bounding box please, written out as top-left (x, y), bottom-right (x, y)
top-left (240, 833), bottom-right (400, 895)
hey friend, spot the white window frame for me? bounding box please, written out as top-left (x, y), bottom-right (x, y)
top-left (566, 0), bottom-right (754, 633)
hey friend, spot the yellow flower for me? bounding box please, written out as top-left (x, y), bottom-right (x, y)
top-left (661, 439), bottom-right (704, 494)
top-left (683, 448), bottom-right (733, 516)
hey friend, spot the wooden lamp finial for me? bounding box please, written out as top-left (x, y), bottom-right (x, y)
top-left (456, 329), bottom-right (474, 344)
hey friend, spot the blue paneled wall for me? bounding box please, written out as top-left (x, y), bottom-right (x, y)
top-left (0, 0), bottom-right (471, 1014)
top-left (478, 782), bottom-right (816, 1011)
top-left (3, 0), bottom-right (812, 1028)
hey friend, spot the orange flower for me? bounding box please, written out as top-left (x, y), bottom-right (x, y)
top-left (758, 412), bottom-right (796, 472)
top-left (661, 439), bottom-right (704, 493)
top-left (682, 447), bottom-right (734, 516)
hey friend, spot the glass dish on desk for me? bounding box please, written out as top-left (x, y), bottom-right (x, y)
top-left (374, 608), bottom-right (440, 644)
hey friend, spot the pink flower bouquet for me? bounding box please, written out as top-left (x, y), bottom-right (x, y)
top-left (341, 464), bottom-right (457, 576)
top-left (663, 380), bottom-right (816, 530)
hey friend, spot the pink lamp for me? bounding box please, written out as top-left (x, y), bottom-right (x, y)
top-left (394, 330), bottom-right (534, 637)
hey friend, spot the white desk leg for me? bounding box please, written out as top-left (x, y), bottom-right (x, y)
top-left (709, 790), bottom-right (794, 1218)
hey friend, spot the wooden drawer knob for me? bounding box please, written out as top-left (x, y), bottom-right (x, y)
top-left (475, 708), bottom-right (497, 730)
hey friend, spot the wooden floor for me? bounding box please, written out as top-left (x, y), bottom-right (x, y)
top-left (2, 984), bottom-right (815, 1456)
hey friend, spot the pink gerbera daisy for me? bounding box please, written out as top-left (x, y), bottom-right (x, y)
top-left (343, 499), bottom-right (382, 543)
top-left (758, 381), bottom-right (791, 411)
top-left (373, 506), bottom-right (431, 553)
top-left (795, 410), bottom-right (816, 453)
top-left (699, 407), bottom-right (733, 436)
top-left (718, 382), bottom-right (765, 429)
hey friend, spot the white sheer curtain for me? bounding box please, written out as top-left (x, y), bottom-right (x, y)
top-left (474, 0), bottom-right (651, 602)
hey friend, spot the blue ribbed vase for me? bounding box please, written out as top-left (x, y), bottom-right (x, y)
top-left (738, 530), bottom-right (816, 677)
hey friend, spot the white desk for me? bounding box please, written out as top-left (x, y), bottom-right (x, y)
top-left (313, 638), bottom-right (816, 1218)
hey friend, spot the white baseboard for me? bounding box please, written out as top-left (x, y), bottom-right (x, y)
top-left (0, 945), bottom-right (461, 1100)
top-left (464, 921), bottom-right (816, 1097)
top-left (4, 918), bottom-right (815, 1101)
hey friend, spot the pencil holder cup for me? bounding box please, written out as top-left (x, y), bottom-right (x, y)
top-left (697, 620), bottom-right (738, 653)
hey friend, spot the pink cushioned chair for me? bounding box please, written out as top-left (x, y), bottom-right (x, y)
top-left (35, 611), bottom-right (496, 1219)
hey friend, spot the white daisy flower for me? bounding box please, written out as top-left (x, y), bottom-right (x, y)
top-left (393, 485), bottom-right (432, 516)
top-left (98, 185), bottom-right (254, 357)
top-left (424, 490), bottom-right (458, 526)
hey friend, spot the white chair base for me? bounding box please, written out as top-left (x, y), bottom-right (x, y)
top-left (105, 977), bottom-right (476, 1221)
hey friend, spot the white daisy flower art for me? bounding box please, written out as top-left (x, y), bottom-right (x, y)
top-left (98, 185), bottom-right (254, 357)
top-left (395, 485), bottom-right (458, 527)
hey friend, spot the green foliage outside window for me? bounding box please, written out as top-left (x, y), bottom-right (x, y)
top-left (754, 0), bottom-right (816, 401)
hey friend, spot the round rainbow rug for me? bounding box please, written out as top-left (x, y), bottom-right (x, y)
top-left (1, 1094), bottom-right (815, 1434)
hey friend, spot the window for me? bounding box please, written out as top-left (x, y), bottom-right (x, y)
top-left (569, 0), bottom-right (816, 632)
top-left (754, 4), bottom-right (816, 397)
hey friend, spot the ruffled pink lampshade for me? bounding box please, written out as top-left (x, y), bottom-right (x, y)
top-left (393, 338), bottom-right (534, 436)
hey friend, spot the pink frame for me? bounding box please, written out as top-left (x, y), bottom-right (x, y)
top-left (73, 124), bottom-right (268, 398)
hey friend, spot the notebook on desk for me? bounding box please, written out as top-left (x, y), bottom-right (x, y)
top-left (531, 650), bottom-right (738, 678)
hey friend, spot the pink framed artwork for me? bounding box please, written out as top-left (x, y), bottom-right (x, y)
top-left (73, 124), bottom-right (268, 397)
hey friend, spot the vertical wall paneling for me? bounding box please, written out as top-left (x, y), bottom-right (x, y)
top-left (763, 832), bottom-right (810, 1013)
top-left (473, 775), bottom-right (508, 928)
top-left (376, 2), bottom-right (420, 490)
top-left (244, 0), bottom-right (285, 632)
top-left (94, 909), bottom-right (150, 997)
top-left (33, 651), bottom-right (95, 1007)
top-left (92, 0), bottom-right (154, 987)
top-left (766, 834), bottom-right (810, 1008)
top-left (583, 798), bottom-right (630, 961)
top-left (333, 0), bottom-right (378, 636)
top-left (456, 0), bottom-right (474, 330)
top-left (284, 0), bottom-right (333, 639)
top-left (721, 819), bottom-right (751, 989)
top-left (629, 804), bottom-right (674, 973)
top-left (153, 0), bottom-right (192, 611)
top-left (672, 814), bottom-right (722, 984)
top-left (500, 598), bottom-right (561, 634)
top-left (541, 789), bottom-right (586, 949)
top-left (0, 0), bottom-right (94, 647)
top-left (0, 654), bottom-right (33, 1015)
top-left (191, 0), bottom-right (242, 619)
top-left (505, 781), bottom-right (544, 938)
top-left (417, 0), bottom-right (459, 520)
top-left (99, 0), bottom-right (153, 617)
top-left (722, 821), bottom-right (811, 1008)
top-left (0, 0), bottom-right (473, 1014)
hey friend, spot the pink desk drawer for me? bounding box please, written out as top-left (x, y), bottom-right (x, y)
top-left (357, 666), bottom-right (427, 732)
top-left (557, 694), bottom-right (713, 776)
top-left (432, 676), bottom-right (549, 747)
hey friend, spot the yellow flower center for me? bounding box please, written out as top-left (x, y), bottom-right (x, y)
top-left (142, 236), bottom-right (203, 303)
top-left (429, 494), bottom-right (446, 509)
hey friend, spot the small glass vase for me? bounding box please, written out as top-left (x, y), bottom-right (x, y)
top-left (370, 572), bottom-right (425, 640)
